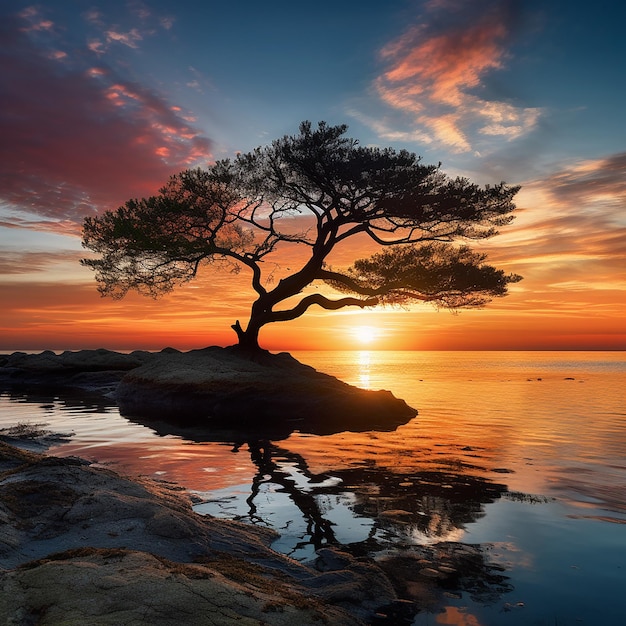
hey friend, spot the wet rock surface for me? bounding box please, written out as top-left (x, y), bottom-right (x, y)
top-left (0, 442), bottom-right (394, 625)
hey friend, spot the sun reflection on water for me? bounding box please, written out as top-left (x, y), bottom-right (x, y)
top-left (1, 351), bottom-right (625, 626)
top-left (357, 350), bottom-right (371, 388)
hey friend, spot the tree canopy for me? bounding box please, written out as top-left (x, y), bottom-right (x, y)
top-left (82, 121), bottom-right (522, 350)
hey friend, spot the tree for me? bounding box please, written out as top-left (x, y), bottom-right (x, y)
top-left (82, 122), bottom-right (522, 351)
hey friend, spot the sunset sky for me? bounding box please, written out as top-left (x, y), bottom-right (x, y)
top-left (1, 0), bottom-right (624, 352)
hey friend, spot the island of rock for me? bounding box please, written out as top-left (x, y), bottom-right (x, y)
top-left (0, 347), bottom-right (417, 434)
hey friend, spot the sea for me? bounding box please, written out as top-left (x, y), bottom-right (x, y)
top-left (1, 350), bottom-right (625, 625)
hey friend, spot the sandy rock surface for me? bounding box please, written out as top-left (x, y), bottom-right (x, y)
top-left (1, 548), bottom-right (358, 625)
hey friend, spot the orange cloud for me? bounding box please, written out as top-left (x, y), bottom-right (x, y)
top-left (0, 250), bottom-right (85, 276)
top-left (371, 0), bottom-right (541, 152)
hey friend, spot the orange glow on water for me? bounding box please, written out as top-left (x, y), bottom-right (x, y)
top-left (434, 606), bottom-right (484, 626)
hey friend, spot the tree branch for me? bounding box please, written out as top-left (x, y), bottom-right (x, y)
top-left (317, 269), bottom-right (385, 296)
top-left (269, 293), bottom-right (379, 323)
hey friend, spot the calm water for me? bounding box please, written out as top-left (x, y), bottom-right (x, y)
top-left (1, 351), bottom-right (625, 625)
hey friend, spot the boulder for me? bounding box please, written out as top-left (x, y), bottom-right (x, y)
top-left (115, 346), bottom-right (417, 433)
top-left (0, 346), bottom-right (417, 433)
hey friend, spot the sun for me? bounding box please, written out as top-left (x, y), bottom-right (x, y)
top-left (352, 325), bottom-right (378, 345)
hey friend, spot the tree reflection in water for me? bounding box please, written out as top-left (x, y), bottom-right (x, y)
top-left (0, 387), bottom-right (515, 616)
top-left (229, 438), bottom-right (506, 554)
top-left (227, 437), bottom-right (513, 616)
top-left (243, 440), bottom-right (339, 550)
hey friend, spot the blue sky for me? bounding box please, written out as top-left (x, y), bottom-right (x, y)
top-left (1, 0), bottom-right (624, 350)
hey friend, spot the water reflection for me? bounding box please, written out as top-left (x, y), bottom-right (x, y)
top-left (1, 386), bottom-right (116, 415)
top-left (1, 387), bottom-right (508, 554)
top-left (124, 412), bottom-right (515, 622)
top-left (357, 350), bottom-right (371, 389)
top-left (115, 407), bottom-right (508, 552)
top-left (244, 441), bottom-right (339, 549)
top-left (1, 383), bottom-right (515, 617)
top-left (190, 437), bottom-right (507, 557)
top-left (2, 350), bottom-right (624, 625)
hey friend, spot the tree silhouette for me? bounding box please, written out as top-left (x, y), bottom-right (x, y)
top-left (82, 122), bottom-right (522, 350)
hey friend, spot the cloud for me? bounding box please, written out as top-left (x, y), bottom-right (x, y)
top-left (0, 217), bottom-right (83, 238)
top-left (0, 250), bottom-right (84, 275)
top-left (105, 28), bottom-right (143, 48)
top-left (537, 152), bottom-right (626, 209)
top-left (480, 152), bottom-right (626, 294)
top-left (0, 9), bottom-right (212, 229)
top-left (81, 1), bottom-right (173, 52)
top-left (369, 0), bottom-right (541, 152)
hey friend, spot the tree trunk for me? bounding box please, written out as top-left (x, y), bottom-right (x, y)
top-left (231, 295), bottom-right (273, 352)
top-left (231, 320), bottom-right (262, 352)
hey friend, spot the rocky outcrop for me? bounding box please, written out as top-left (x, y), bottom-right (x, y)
top-left (2, 549), bottom-right (351, 626)
top-left (0, 348), bottom-right (152, 396)
top-left (1, 348), bottom-right (149, 373)
top-left (0, 442), bottom-right (396, 625)
top-left (1, 347), bottom-right (417, 433)
top-left (116, 346), bottom-right (416, 432)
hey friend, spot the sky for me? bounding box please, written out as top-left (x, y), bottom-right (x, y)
top-left (1, 0), bottom-right (624, 352)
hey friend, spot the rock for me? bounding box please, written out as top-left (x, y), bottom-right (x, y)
top-left (3, 348), bottom-right (147, 373)
top-left (0, 442), bottom-right (277, 569)
top-left (4, 350), bottom-right (64, 372)
top-left (371, 599), bottom-right (418, 624)
top-left (0, 424), bottom-right (72, 453)
top-left (310, 548), bottom-right (396, 616)
top-left (0, 549), bottom-right (357, 625)
top-left (419, 567), bottom-right (442, 578)
top-left (0, 443), bottom-right (395, 625)
top-left (378, 509), bottom-right (414, 520)
top-left (0, 348), bottom-right (150, 395)
top-left (377, 543), bottom-right (514, 609)
top-left (116, 346), bottom-right (416, 433)
top-left (1, 347), bottom-right (416, 433)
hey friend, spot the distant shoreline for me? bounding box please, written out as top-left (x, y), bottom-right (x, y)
top-left (3, 347), bottom-right (624, 355)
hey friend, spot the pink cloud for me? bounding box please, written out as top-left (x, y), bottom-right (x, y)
top-left (372, 0), bottom-right (541, 152)
top-left (381, 19), bottom-right (506, 105)
top-left (0, 13), bottom-right (212, 227)
top-left (18, 7), bottom-right (54, 32)
top-left (0, 217), bottom-right (83, 238)
top-left (105, 28), bottom-right (143, 49)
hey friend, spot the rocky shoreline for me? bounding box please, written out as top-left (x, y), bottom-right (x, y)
top-left (0, 348), bottom-right (417, 623)
top-left (0, 441), bottom-right (399, 624)
top-left (0, 436), bottom-right (513, 625)
top-left (0, 350), bottom-right (517, 623)
top-left (0, 347), bottom-right (416, 434)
